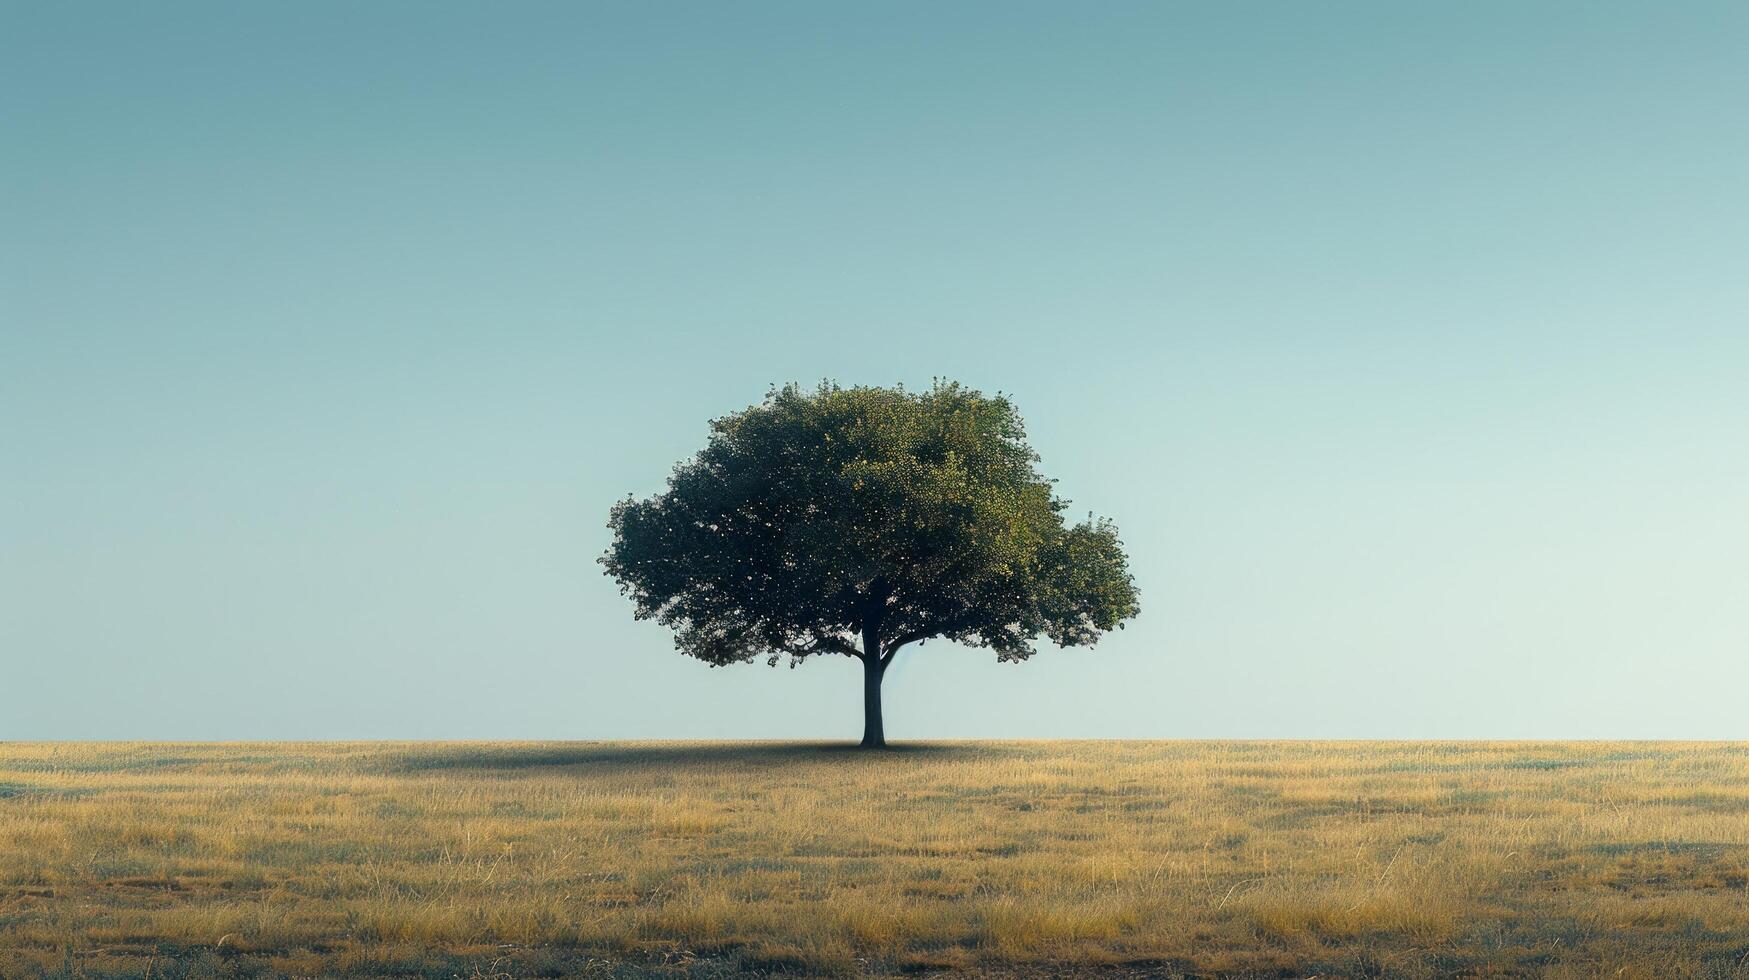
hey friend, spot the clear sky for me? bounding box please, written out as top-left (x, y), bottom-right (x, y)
top-left (5, 1), bottom-right (1746, 740)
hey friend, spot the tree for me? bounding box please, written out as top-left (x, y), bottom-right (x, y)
top-left (601, 381), bottom-right (1140, 748)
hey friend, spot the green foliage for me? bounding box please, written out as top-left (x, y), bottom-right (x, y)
top-left (602, 381), bottom-right (1139, 667)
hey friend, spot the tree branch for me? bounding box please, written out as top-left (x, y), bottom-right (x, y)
top-left (880, 629), bottom-right (935, 667)
top-left (803, 635), bottom-right (864, 661)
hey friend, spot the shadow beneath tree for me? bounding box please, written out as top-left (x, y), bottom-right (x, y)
top-left (379, 740), bottom-right (967, 774)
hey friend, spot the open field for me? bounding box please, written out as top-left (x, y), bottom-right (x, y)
top-left (3, 742), bottom-right (1749, 978)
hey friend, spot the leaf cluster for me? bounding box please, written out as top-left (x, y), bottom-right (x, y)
top-left (602, 381), bottom-right (1139, 667)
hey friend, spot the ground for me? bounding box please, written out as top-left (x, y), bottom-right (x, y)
top-left (2, 741), bottom-right (1748, 978)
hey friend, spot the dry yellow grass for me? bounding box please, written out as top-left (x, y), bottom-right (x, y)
top-left (3, 741), bottom-right (1748, 978)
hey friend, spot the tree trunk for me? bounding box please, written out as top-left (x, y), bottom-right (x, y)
top-left (859, 654), bottom-right (887, 749)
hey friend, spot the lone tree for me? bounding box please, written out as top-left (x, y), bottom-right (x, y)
top-left (602, 381), bottom-right (1139, 748)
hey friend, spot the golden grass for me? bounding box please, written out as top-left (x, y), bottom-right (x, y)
top-left (3, 741), bottom-right (1748, 978)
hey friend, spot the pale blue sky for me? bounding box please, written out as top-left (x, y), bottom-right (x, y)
top-left (4, 2), bottom-right (1746, 739)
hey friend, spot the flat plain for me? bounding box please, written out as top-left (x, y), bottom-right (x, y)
top-left (2, 741), bottom-right (1748, 979)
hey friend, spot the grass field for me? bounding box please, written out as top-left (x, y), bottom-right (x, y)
top-left (3, 741), bottom-right (1749, 978)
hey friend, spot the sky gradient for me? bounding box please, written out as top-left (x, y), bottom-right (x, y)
top-left (5, 1), bottom-right (1747, 739)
